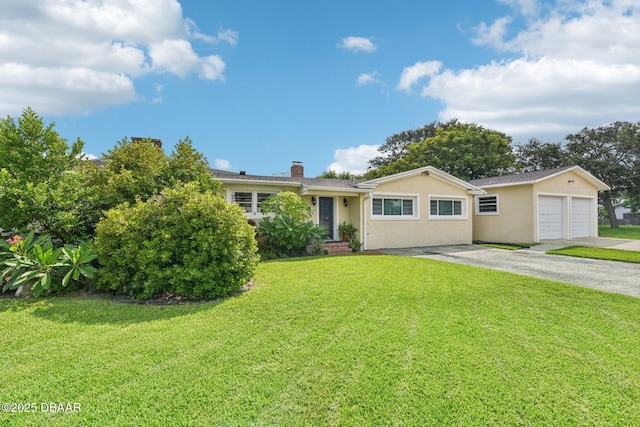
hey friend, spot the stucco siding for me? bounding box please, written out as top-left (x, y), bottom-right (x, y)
top-left (472, 185), bottom-right (535, 244)
top-left (472, 170), bottom-right (601, 243)
top-left (533, 170), bottom-right (598, 197)
top-left (364, 174), bottom-right (473, 249)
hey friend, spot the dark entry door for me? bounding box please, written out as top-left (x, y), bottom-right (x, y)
top-left (319, 197), bottom-right (334, 240)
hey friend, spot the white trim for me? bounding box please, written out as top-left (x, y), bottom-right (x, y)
top-left (570, 195), bottom-right (598, 238)
top-left (475, 194), bottom-right (500, 216)
top-left (536, 192), bottom-right (569, 241)
top-left (370, 193), bottom-right (420, 220)
top-left (428, 195), bottom-right (468, 220)
top-left (227, 189), bottom-right (279, 219)
top-left (219, 178), bottom-right (301, 188)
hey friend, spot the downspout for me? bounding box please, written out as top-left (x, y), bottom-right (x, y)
top-left (362, 192), bottom-right (371, 250)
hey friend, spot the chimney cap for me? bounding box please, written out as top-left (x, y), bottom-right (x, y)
top-left (292, 160), bottom-right (302, 164)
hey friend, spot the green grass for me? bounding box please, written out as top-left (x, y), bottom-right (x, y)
top-left (2, 256), bottom-right (639, 426)
top-left (548, 246), bottom-right (640, 263)
top-left (599, 224), bottom-right (640, 240)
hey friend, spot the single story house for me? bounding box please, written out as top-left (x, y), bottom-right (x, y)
top-left (213, 162), bottom-right (486, 250)
top-left (469, 166), bottom-right (610, 243)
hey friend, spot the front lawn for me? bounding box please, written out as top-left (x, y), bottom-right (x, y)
top-left (548, 246), bottom-right (640, 264)
top-left (599, 224), bottom-right (640, 240)
top-left (1, 256), bottom-right (639, 426)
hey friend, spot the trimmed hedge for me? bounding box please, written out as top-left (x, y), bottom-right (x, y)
top-left (94, 182), bottom-right (259, 299)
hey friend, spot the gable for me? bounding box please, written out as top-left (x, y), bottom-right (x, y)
top-left (360, 166), bottom-right (485, 195)
top-left (470, 166), bottom-right (609, 192)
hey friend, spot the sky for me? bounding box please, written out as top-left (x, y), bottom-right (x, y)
top-left (1, 0), bottom-right (639, 177)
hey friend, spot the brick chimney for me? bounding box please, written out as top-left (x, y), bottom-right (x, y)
top-left (291, 161), bottom-right (304, 178)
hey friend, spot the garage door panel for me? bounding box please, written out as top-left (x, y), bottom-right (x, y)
top-left (539, 196), bottom-right (564, 240)
top-left (571, 198), bottom-right (593, 238)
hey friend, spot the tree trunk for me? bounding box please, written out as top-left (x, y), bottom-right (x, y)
top-left (601, 193), bottom-right (619, 228)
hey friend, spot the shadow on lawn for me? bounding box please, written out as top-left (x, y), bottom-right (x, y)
top-left (0, 291), bottom-right (236, 325)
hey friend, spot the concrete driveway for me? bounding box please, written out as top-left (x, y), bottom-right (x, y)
top-left (380, 239), bottom-right (640, 298)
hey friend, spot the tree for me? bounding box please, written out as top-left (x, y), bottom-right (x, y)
top-left (316, 170), bottom-right (360, 180)
top-left (368, 119), bottom-right (460, 169)
top-left (564, 122), bottom-right (640, 228)
top-left (365, 122), bottom-right (516, 181)
top-left (83, 137), bottom-right (220, 210)
top-left (0, 108), bottom-right (97, 242)
top-left (515, 139), bottom-right (570, 172)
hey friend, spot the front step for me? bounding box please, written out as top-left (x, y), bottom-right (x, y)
top-left (308, 241), bottom-right (353, 255)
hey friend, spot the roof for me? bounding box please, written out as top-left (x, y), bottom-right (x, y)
top-left (211, 169), bottom-right (364, 192)
top-left (469, 166), bottom-right (610, 191)
top-left (214, 166), bottom-right (488, 194)
top-left (362, 166), bottom-right (486, 195)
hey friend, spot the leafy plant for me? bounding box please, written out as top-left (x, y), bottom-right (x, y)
top-left (61, 241), bottom-right (99, 288)
top-left (348, 237), bottom-right (363, 252)
top-left (0, 107), bottom-right (99, 243)
top-left (1, 231), bottom-right (97, 297)
top-left (257, 192), bottom-right (327, 257)
top-left (94, 182), bottom-right (258, 299)
top-left (338, 221), bottom-right (358, 241)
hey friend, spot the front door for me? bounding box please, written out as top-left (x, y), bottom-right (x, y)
top-left (319, 197), bottom-right (335, 240)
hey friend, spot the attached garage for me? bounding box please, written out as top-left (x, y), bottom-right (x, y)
top-left (537, 195), bottom-right (598, 240)
top-left (571, 197), bottom-right (596, 238)
top-left (470, 166), bottom-right (610, 244)
top-left (538, 195), bottom-right (565, 239)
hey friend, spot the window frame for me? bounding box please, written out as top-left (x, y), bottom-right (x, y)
top-left (475, 194), bottom-right (500, 216)
top-left (428, 195), bottom-right (468, 220)
top-left (229, 190), bottom-right (278, 218)
top-left (370, 193), bottom-right (419, 220)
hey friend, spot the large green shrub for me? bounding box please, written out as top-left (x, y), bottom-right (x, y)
top-left (94, 182), bottom-right (258, 299)
top-left (256, 192), bottom-right (326, 257)
top-left (0, 108), bottom-right (99, 243)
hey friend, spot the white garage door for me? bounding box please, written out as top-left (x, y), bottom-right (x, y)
top-left (571, 198), bottom-right (594, 238)
top-left (539, 196), bottom-right (564, 239)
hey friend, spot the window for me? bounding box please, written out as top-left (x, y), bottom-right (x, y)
top-left (476, 195), bottom-right (499, 215)
top-left (230, 191), bottom-right (276, 216)
top-left (429, 197), bottom-right (466, 219)
top-left (372, 196), bottom-right (417, 218)
top-left (256, 193), bottom-right (274, 213)
top-left (232, 192), bottom-right (252, 212)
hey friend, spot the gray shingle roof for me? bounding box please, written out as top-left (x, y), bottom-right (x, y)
top-left (211, 169), bottom-right (360, 189)
top-left (468, 166), bottom-right (575, 187)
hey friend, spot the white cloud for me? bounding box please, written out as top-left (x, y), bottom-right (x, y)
top-left (0, 0), bottom-right (236, 116)
top-left (187, 20), bottom-right (238, 46)
top-left (473, 17), bottom-right (513, 48)
top-left (497, 0), bottom-right (538, 16)
top-left (328, 144), bottom-right (380, 175)
top-left (407, 0), bottom-right (640, 142)
top-left (338, 36), bottom-right (377, 53)
top-left (81, 153), bottom-right (99, 160)
top-left (357, 71), bottom-right (381, 86)
top-left (214, 158), bottom-right (233, 170)
top-left (397, 61), bottom-right (442, 92)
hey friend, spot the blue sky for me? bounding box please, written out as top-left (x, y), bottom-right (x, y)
top-left (2, 0), bottom-right (639, 177)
